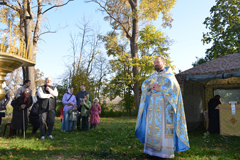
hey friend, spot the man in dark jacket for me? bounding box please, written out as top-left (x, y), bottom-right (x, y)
top-left (11, 88), bottom-right (33, 136)
top-left (29, 92), bottom-right (40, 135)
top-left (0, 82), bottom-right (10, 133)
top-left (38, 77), bottom-right (58, 140)
top-left (208, 95), bottom-right (221, 134)
top-left (76, 84), bottom-right (91, 130)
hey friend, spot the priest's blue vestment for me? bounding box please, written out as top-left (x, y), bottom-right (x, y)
top-left (135, 67), bottom-right (190, 158)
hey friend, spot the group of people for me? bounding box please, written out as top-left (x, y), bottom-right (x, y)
top-left (0, 77), bottom-right (101, 140)
top-left (61, 84), bottom-right (101, 133)
top-left (9, 78), bottom-right (58, 139)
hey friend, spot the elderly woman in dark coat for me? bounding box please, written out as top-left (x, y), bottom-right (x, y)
top-left (11, 88), bottom-right (33, 136)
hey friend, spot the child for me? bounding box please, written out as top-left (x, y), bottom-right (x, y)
top-left (68, 105), bottom-right (79, 132)
top-left (79, 94), bottom-right (91, 131)
top-left (90, 98), bottom-right (101, 130)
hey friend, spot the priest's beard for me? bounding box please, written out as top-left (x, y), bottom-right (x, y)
top-left (155, 65), bottom-right (164, 72)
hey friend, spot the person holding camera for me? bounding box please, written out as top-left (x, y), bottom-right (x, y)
top-left (79, 94), bottom-right (91, 131)
top-left (76, 84), bottom-right (91, 130)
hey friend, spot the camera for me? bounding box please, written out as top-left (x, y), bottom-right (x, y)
top-left (80, 98), bottom-right (85, 103)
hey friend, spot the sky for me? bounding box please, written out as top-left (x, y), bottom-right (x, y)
top-left (32, 0), bottom-right (215, 83)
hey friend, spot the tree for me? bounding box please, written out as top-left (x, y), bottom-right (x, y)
top-left (101, 24), bottom-right (175, 113)
top-left (67, 18), bottom-right (110, 100)
top-left (202, 0), bottom-right (240, 61)
top-left (5, 68), bottom-right (22, 98)
top-left (6, 105), bottom-right (13, 115)
top-left (5, 67), bottom-right (44, 98)
top-left (192, 57), bottom-right (208, 67)
top-left (34, 68), bottom-right (45, 88)
top-left (0, 0), bottom-right (73, 95)
top-left (85, 0), bottom-right (176, 111)
top-left (94, 54), bottom-right (110, 97)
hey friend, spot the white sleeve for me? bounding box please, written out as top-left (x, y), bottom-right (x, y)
top-left (38, 87), bottom-right (51, 99)
top-left (48, 87), bottom-right (58, 97)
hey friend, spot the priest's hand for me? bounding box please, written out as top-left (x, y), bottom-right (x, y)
top-left (149, 83), bottom-right (160, 91)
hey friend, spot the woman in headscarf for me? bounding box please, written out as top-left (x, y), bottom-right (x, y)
top-left (61, 87), bottom-right (76, 132)
top-left (90, 98), bottom-right (101, 130)
top-left (11, 88), bottom-right (33, 136)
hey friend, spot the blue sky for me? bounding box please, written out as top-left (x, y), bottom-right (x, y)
top-left (35, 0), bottom-right (216, 82)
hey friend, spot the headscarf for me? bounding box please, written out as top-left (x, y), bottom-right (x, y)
top-left (93, 98), bottom-right (99, 103)
top-left (23, 89), bottom-right (32, 105)
top-left (68, 88), bottom-right (73, 94)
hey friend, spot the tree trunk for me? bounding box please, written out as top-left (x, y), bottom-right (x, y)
top-left (22, 0), bottom-right (36, 95)
top-left (130, 0), bottom-right (141, 113)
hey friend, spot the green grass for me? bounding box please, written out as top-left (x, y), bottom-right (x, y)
top-left (0, 116), bottom-right (240, 160)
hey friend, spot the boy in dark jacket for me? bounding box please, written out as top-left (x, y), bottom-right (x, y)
top-left (68, 105), bottom-right (79, 132)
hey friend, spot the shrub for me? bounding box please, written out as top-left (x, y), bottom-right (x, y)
top-left (5, 105), bottom-right (13, 115)
top-left (101, 109), bottom-right (127, 117)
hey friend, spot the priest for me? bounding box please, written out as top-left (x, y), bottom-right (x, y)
top-left (135, 57), bottom-right (190, 158)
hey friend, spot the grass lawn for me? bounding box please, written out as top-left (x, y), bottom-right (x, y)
top-left (0, 116), bottom-right (240, 160)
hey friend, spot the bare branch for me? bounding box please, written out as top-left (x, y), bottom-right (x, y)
top-left (32, 4), bottom-right (47, 9)
top-left (42, 0), bottom-right (74, 15)
top-left (0, 0), bottom-right (20, 12)
top-left (37, 25), bottom-right (68, 39)
top-left (86, 0), bottom-right (132, 39)
top-left (16, 0), bottom-right (22, 8)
